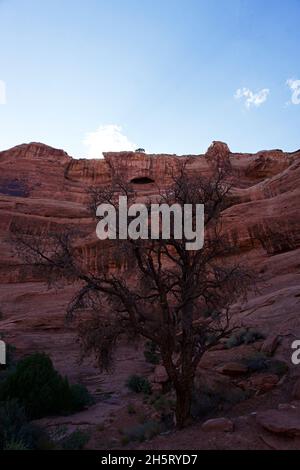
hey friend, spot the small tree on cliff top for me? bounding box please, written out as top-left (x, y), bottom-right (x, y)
top-left (12, 166), bottom-right (253, 428)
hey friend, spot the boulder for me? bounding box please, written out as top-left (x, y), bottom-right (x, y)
top-left (249, 374), bottom-right (279, 393)
top-left (256, 410), bottom-right (300, 436)
top-left (202, 417), bottom-right (234, 433)
top-left (154, 365), bottom-right (169, 384)
top-left (151, 382), bottom-right (163, 393)
top-left (261, 334), bottom-right (280, 355)
top-left (216, 362), bottom-right (248, 377)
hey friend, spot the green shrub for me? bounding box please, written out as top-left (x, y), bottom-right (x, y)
top-left (151, 394), bottom-right (174, 413)
top-left (121, 436), bottom-right (129, 446)
top-left (243, 352), bottom-right (268, 372)
top-left (191, 390), bottom-right (220, 418)
top-left (0, 399), bottom-right (49, 450)
top-left (18, 422), bottom-right (51, 450)
top-left (225, 335), bottom-right (240, 349)
top-left (204, 333), bottom-right (218, 347)
top-left (268, 359), bottom-right (289, 377)
top-left (4, 438), bottom-right (28, 450)
top-left (0, 353), bottom-right (72, 418)
top-left (243, 353), bottom-right (288, 377)
top-left (202, 307), bottom-right (218, 319)
top-left (123, 420), bottom-right (161, 443)
top-left (127, 403), bottom-right (136, 415)
top-left (61, 429), bottom-right (90, 450)
top-left (144, 341), bottom-right (160, 365)
top-left (50, 425), bottom-right (68, 441)
top-left (191, 385), bottom-right (249, 419)
top-left (0, 353), bottom-right (92, 419)
top-left (243, 329), bottom-right (265, 344)
top-left (70, 384), bottom-right (94, 410)
top-left (226, 328), bottom-right (265, 349)
top-left (0, 399), bottom-right (27, 449)
top-left (126, 375), bottom-right (152, 395)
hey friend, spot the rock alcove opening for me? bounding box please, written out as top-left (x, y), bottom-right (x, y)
top-left (130, 177), bottom-right (155, 185)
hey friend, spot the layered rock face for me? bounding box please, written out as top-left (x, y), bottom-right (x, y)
top-left (0, 141), bottom-right (299, 385)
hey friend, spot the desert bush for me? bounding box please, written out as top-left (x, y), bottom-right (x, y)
top-left (243, 353), bottom-right (288, 376)
top-left (150, 394), bottom-right (175, 429)
top-left (0, 353), bottom-right (92, 419)
top-left (70, 384), bottom-right (94, 410)
top-left (243, 352), bottom-right (268, 372)
top-left (268, 359), bottom-right (289, 377)
top-left (202, 306), bottom-right (220, 319)
top-left (127, 402), bottom-right (136, 415)
top-left (3, 438), bottom-right (28, 450)
top-left (151, 394), bottom-right (174, 413)
top-left (123, 420), bottom-right (161, 443)
top-left (61, 429), bottom-right (90, 450)
top-left (191, 385), bottom-right (248, 419)
top-left (0, 399), bottom-right (27, 449)
top-left (126, 375), bottom-right (152, 395)
top-left (121, 435), bottom-right (130, 445)
top-left (191, 389), bottom-right (220, 418)
top-left (0, 353), bottom-right (73, 418)
top-left (144, 341), bottom-right (160, 365)
top-left (243, 329), bottom-right (265, 344)
top-left (226, 328), bottom-right (265, 349)
top-left (0, 399), bottom-right (50, 450)
top-left (18, 422), bottom-right (52, 450)
top-left (48, 425), bottom-right (68, 443)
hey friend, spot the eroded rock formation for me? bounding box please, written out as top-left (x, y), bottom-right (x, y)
top-left (0, 140), bottom-right (299, 392)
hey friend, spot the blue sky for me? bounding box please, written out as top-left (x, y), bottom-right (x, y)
top-left (0, 0), bottom-right (299, 158)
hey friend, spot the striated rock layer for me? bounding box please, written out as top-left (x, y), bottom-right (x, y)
top-left (0, 141), bottom-right (300, 387)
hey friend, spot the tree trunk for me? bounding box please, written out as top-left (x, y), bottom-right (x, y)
top-left (175, 299), bottom-right (194, 429)
top-left (175, 384), bottom-right (192, 429)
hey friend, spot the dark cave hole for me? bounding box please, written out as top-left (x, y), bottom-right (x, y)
top-left (130, 177), bottom-right (155, 185)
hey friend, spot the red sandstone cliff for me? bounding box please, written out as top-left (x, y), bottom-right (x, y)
top-left (0, 141), bottom-right (299, 390)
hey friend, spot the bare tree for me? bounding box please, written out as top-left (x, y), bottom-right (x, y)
top-left (11, 166), bottom-right (253, 428)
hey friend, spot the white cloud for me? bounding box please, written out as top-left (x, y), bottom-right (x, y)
top-left (286, 78), bottom-right (300, 105)
top-left (0, 80), bottom-right (6, 104)
top-left (83, 124), bottom-right (137, 159)
top-left (235, 87), bottom-right (269, 108)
